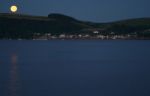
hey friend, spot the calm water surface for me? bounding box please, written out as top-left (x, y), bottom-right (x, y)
top-left (0, 40), bottom-right (150, 96)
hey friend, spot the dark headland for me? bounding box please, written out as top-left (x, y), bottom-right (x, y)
top-left (0, 13), bottom-right (150, 40)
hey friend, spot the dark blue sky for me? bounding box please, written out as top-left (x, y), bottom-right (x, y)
top-left (1, 0), bottom-right (150, 22)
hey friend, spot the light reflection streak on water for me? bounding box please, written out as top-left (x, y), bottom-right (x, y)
top-left (9, 53), bottom-right (20, 96)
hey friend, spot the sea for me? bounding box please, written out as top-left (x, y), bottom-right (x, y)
top-left (0, 40), bottom-right (150, 96)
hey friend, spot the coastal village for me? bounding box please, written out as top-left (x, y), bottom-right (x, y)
top-left (32, 30), bottom-right (138, 40)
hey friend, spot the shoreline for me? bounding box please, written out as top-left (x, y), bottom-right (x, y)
top-left (0, 38), bottom-right (150, 41)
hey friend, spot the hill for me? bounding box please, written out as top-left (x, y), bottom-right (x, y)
top-left (0, 13), bottom-right (150, 39)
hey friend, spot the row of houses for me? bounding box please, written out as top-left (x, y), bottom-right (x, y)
top-left (32, 32), bottom-right (137, 40)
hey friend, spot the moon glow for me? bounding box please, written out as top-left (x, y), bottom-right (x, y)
top-left (10, 5), bottom-right (18, 13)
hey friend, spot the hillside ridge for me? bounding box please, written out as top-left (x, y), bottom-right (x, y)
top-left (0, 13), bottom-right (150, 39)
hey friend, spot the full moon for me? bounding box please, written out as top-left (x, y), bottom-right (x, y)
top-left (10, 5), bottom-right (18, 13)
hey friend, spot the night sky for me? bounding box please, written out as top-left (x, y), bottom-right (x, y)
top-left (1, 0), bottom-right (150, 22)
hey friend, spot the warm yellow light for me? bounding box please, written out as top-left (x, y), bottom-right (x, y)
top-left (10, 5), bottom-right (18, 13)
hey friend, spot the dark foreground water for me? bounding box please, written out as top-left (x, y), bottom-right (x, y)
top-left (0, 40), bottom-right (150, 96)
